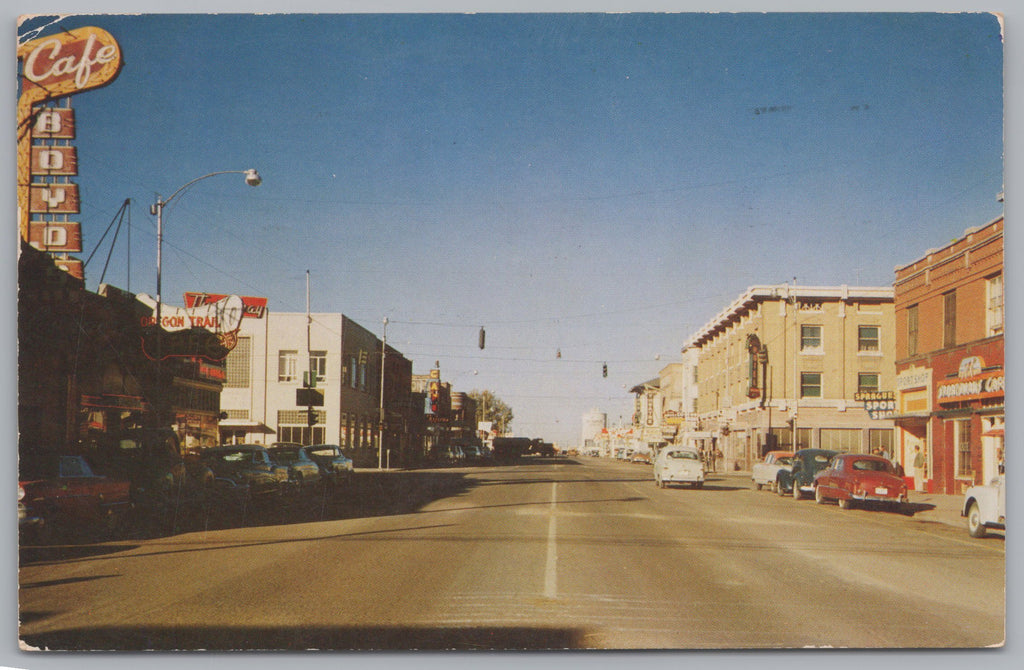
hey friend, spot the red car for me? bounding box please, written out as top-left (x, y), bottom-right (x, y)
top-left (812, 453), bottom-right (908, 510)
top-left (19, 454), bottom-right (133, 536)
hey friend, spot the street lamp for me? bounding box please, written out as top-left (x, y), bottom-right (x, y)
top-left (150, 169), bottom-right (261, 327)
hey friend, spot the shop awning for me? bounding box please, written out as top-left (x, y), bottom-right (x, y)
top-left (983, 428), bottom-right (1005, 437)
top-left (218, 419), bottom-right (276, 434)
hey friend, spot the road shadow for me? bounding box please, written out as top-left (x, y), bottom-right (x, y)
top-left (18, 623), bottom-right (587, 651)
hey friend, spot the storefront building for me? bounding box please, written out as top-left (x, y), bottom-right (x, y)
top-left (893, 217), bottom-right (1004, 494)
top-left (220, 312), bottom-right (417, 468)
top-left (683, 285), bottom-right (896, 472)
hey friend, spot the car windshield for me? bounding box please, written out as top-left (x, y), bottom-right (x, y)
top-left (775, 457), bottom-right (793, 466)
top-left (851, 458), bottom-right (894, 473)
top-left (668, 451), bottom-right (699, 460)
top-left (211, 449), bottom-right (258, 464)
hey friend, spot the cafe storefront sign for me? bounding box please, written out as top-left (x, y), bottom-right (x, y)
top-left (936, 356), bottom-right (1004, 404)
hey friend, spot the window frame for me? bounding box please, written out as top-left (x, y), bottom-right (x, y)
top-left (800, 371), bottom-right (823, 398)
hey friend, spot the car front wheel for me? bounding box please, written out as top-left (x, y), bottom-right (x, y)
top-left (792, 483), bottom-right (802, 500)
top-left (838, 497), bottom-right (853, 510)
top-left (967, 501), bottom-right (988, 538)
top-left (815, 486), bottom-right (825, 504)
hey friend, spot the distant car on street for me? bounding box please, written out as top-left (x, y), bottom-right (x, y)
top-left (776, 449), bottom-right (839, 499)
top-left (300, 445), bottom-right (354, 486)
top-left (812, 453), bottom-right (908, 510)
top-left (653, 447), bottom-right (705, 489)
top-left (752, 451), bottom-right (794, 492)
top-left (962, 465), bottom-right (1006, 538)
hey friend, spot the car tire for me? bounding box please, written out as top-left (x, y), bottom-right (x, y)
top-left (755, 482), bottom-right (763, 490)
top-left (967, 501), bottom-right (988, 538)
top-left (777, 479), bottom-right (787, 496)
top-left (815, 486), bottom-right (825, 505)
top-left (792, 483), bottom-right (802, 500)
top-left (838, 497), bottom-right (853, 510)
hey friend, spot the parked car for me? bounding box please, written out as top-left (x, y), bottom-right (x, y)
top-left (90, 428), bottom-right (216, 510)
top-left (268, 443), bottom-right (323, 492)
top-left (300, 444), bottom-right (354, 486)
top-left (432, 445), bottom-right (465, 466)
top-left (199, 445), bottom-right (289, 501)
top-left (962, 465), bottom-right (1005, 538)
top-left (19, 453), bottom-right (133, 537)
top-left (776, 449), bottom-right (839, 499)
top-left (812, 453), bottom-right (908, 510)
top-left (462, 444), bottom-right (483, 462)
top-left (752, 451), bottom-right (794, 491)
top-left (653, 447), bottom-right (705, 488)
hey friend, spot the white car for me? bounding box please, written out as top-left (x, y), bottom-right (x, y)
top-left (751, 451), bottom-right (794, 492)
top-left (654, 447), bottom-right (705, 489)
top-left (962, 467), bottom-right (1005, 538)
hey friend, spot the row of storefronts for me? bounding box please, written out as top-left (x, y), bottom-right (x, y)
top-left (626, 217), bottom-right (1003, 494)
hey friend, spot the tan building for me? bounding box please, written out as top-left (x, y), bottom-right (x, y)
top-left (683, 285), bottom-right (896, 471)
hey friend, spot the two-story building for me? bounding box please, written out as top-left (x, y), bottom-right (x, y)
top-left (219, 312), bottom-right (416, 468)
top-left (892, 217), bottom-right (1004, 494)
top-left (683, 285), bottom-right (896, 472)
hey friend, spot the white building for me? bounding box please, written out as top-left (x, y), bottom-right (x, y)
top-left (219, 311), bottom-right (415, 467)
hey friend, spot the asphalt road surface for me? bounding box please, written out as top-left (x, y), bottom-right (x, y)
top-left (18, 456), bottom-right (1005, 650)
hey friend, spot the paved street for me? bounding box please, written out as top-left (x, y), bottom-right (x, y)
top-left (19, 457), bottom-right (1004, 651)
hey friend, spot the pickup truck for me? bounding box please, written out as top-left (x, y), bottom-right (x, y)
top-left (962, 467), bottom-right (1005, 538)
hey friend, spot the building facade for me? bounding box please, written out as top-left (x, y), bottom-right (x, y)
top-left (220, 312), bottom-right (416, 468)
top-left (684, 285), bottom-right (896, 472)
top-left (892, 217), bottom-right (1004, 494)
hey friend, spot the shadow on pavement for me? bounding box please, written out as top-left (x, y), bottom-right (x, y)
top-left (19, 624), bottom-right (587, 651)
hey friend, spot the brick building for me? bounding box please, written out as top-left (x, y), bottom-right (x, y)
top-left (893, 217), bottom-right (1004, 494)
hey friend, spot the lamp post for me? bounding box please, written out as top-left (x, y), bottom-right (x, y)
top-left (150, 169), bottom-right (261, 328)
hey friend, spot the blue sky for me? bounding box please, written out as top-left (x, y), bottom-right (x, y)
top-left (14, 9), bottom-right (1004, 446)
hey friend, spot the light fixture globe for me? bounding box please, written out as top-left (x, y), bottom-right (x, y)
top-left (244, 169), bottom-right (262, 187)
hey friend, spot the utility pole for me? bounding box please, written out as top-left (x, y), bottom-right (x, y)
top-left (378, 317), bottom-right (388, 470)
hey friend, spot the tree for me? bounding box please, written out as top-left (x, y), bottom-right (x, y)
top-left (469, 389), bottom-right (513, 436)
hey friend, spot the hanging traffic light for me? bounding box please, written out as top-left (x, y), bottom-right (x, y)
top-left (479, 326), bottom-right (486, 350)
top-left (602, 362), bottom-right (608, 377)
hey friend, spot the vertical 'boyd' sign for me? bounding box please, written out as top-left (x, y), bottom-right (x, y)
top-left (17, 26), bottom-right (123, 242)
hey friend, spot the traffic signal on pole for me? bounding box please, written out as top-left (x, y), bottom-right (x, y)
top-left (307, 408), bottom-right (317, 427)
top-left (479, 327), bottom-right (486, 350)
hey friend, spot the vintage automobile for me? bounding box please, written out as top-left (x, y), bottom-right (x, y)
top-left (653, 447), bottom-right (705, 488)
top-left (199, 444), bottom-right (290, 501)
top-left (752, 451), bottom-right (794, 491)
top-left (776, 449), bottom-right (839, 499)
top-left (85, 428), bottom-right (213, 511)
top-left (812, 453), bottom-right (908, 510)
top-left (19, 453), bottom-right (133, 536)
top-left (300, 444), bottom-right (354, 486)
top-left (267, 443), bottom-right (323, 491)
top-left (962, 465), bottom-right (1005, 538)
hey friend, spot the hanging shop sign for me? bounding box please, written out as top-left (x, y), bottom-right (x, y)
top-left (854, 391), bottom-right (896, 420)
top-left (135, 293), bottom-right (245, 361)
top-left (17, 25), bottom-right (122, 243)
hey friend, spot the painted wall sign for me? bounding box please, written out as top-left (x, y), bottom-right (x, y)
top-left (937, 371), bottom-right (1004, 403)
top-left (28, 221), bottom-right (82, 253)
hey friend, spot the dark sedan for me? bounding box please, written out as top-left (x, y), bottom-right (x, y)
top-left (300, 445), bottom-right (354, 486)
top-left (813, 453), bottom-right (908, 510)
top-left (199, 445), bottom-right (289, 502)
top-left (268, 443), bottom-right (323, 492)
top-left (776, 449), bottom-right (839, 500)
